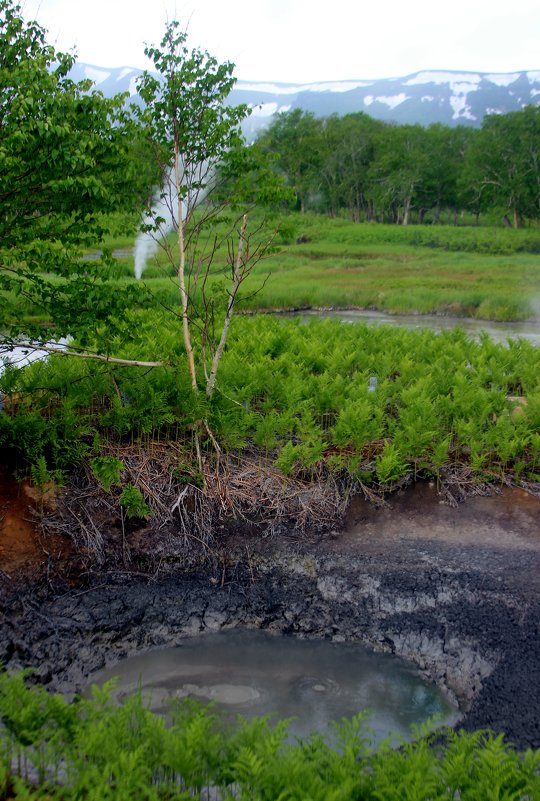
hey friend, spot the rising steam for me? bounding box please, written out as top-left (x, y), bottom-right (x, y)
top-left (134, 171), bottom-right (176, 280)
top-left (133, 164), bottom-right (211, 280)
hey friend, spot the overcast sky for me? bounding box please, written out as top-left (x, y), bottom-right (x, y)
top-left (21, 0), bottom-right (540, 82)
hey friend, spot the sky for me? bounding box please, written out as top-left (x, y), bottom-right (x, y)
top-left (21, 0), bottom-right (540, 83)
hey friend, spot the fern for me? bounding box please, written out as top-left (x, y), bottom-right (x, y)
top-left (90, 455), bottom-right (125, 492)
top-left (375, 442), bottom-right (410, 485)
top-left (119, 484), bottom-right (151, 519)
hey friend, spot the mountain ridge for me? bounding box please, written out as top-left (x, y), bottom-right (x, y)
top-left (69, 63), bottom-right (540, 132)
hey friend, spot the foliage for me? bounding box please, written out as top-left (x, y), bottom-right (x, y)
top-left (1, 0), bottom-right (539, 492)
top-left (119, 483), bottom-right (151, 519)
top-left (90, 456), bottom-right (125, 492)
top-left (0, 1), bottom-right (153, 347)
top-left (0, 670), bottom-right (538, 800)
top-left (258, 106), bottom-right (540, 226)
top-left (464, 106), bottom-right (540, 227)
top-left (29, 456), bottom-right (63, 492)
top-left (3, 316), bottom-right (540, 493)
top-left (130, 20), bottom-right (289, 472)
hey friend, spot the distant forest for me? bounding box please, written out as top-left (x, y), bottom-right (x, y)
top-left (256, 106), bottom-right (540, 227)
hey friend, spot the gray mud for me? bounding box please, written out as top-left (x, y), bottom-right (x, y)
top-left (0, 483), bottom-right (539, 749)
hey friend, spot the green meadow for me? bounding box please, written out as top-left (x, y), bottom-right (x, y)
top-left (103, 213), bottom-right (540, 322)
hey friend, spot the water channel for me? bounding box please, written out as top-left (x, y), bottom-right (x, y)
top-left (291, 308), bottom-right (540, 346)
top-left (2, 311), bottom-right (539, 382)
top-left (90, 629), bottom-right (457, 744)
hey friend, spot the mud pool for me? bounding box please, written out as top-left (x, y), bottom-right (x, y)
top-left (1, 484), bottom-right (539, 749)
top-left (90, 629), bottom-right (456, 743)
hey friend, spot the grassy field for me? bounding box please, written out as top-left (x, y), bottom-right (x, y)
top-left (103, 213), bottom-right (540, 323)
top-left (10, 214), bottom-right (538, 324)
top-left (3, 213), bottom-right (540, 487)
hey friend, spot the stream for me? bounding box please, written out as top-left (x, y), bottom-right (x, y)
top-left (292, 308), bottom-right (540, 346)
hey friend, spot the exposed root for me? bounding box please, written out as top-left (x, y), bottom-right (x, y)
top-left (438, 465), bottom-right (501, 507)
top-left (40, 444), bottom-right (353, 568)
top-left (37, 442), bottom-right (540, 571)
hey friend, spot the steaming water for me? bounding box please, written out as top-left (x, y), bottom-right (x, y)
top-left (134, 173), bottom-right (177, 280)
top-left (89, 630), bottom-right (457, 744)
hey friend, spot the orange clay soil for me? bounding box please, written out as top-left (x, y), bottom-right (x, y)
top-left (0, 467), bottom-right (71, 582)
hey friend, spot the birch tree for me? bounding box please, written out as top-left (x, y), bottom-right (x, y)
top-left (136, 22), bottom-right (282, 458)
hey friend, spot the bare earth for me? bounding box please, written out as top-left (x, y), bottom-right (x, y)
top-left (1, 471), bottom-right (539, 748)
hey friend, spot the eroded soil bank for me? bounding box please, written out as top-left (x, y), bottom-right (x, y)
top-left (0, 480), bottom-right (539, 749)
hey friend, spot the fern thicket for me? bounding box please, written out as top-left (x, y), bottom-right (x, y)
top-left (0, 671), bottom-right (538, 800)
top-left (2, 315), bottom-right (540, 490)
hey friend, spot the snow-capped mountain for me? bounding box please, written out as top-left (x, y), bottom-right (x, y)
top-left (70, 63), bottom-right (540, 130)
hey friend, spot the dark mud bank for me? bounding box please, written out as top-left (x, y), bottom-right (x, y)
top-left (1, 486), bottom-right (539, 749)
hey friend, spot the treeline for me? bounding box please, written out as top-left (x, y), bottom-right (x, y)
top-left (256, 106), bottom-right (540, 227)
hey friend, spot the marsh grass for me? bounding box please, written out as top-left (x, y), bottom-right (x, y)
top-left (101, 213), bottom-right (540, 322)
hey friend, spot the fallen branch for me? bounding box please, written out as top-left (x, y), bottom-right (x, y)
top-left (11, 342), bottom-right (165, 368)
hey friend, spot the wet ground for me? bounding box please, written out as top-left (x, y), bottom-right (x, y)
top-left (345, 481), bottom-right (540, 552)
top-left (0, 474), bottom-right (539, 748)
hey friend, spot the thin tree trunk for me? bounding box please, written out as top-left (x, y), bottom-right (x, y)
top-left (175, 142), bottom-right (198, 392)
top-left (206, 214), bottom-right (248, 399)
top-left (402, 196), bottom-right (411, 226)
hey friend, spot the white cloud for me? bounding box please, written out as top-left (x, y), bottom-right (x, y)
top-left (21, 0), bottom-right (540, 82)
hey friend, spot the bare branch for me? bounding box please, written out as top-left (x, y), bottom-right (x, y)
top-left (9, 342), bottom-right (165, 368)
top-left (205, 213), bottom-right (248, 399)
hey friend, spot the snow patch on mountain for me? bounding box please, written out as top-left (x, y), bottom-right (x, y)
top-left (237, 80), bottom-right (373, 95)
top-left (450, 94), bottom-right (475, 120)
top-left (364, 93), bottom-right (409, 109)
top-left (451, 81), bottom-right (479, 95)
top-left (71, 62), bottom-right (540, 129)
top-left (117, 67), bottom-right (135, 81)
top-left (405, 71), bottom-right (482, 86)
top-left (83, 66), bottom-right (111, 86)
top-left (485, 72), bottom-right (521, 86)
top-left (249, 102), bottom-right (291, 117)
